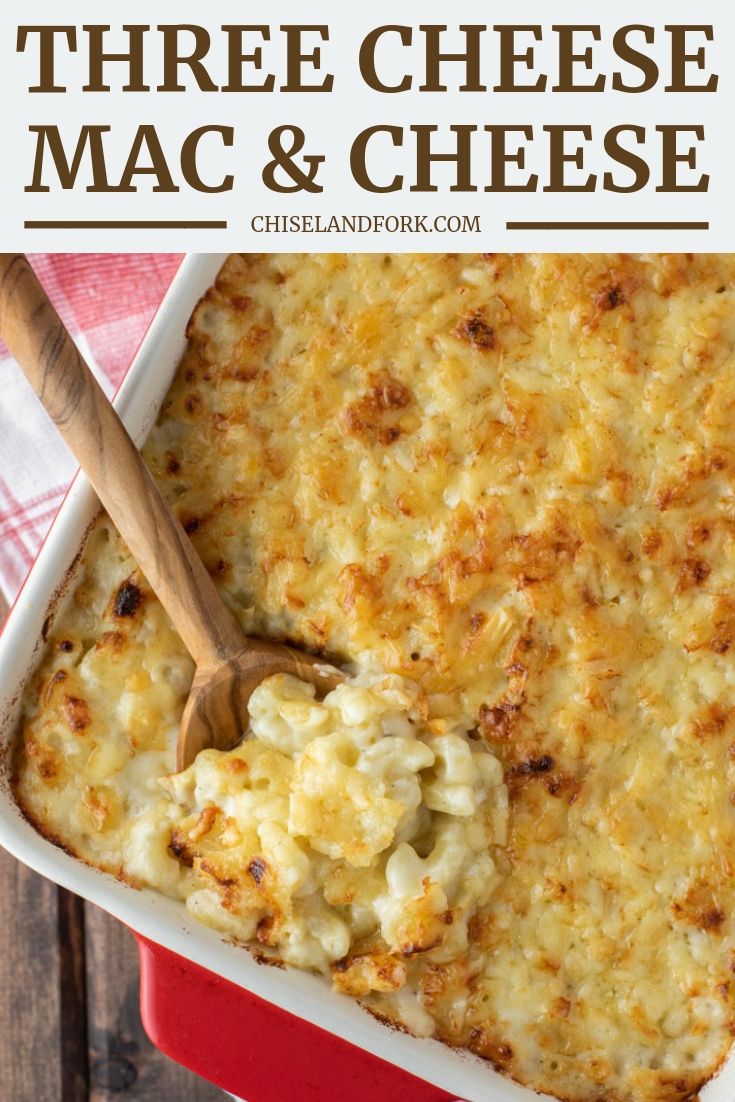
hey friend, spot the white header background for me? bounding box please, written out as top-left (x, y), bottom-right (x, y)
top-left (0, 0), bottom-right (731, 251)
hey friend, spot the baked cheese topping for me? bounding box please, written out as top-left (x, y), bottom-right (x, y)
top-left (14, 253), bottom-right (735, 1102)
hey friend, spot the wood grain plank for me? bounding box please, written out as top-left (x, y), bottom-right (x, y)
top-left (0, 848), bottom-right (65, 1102)
top-left (85, 902), bottom-right (225, 1101)
top-left (58, 889), bottom-right (90, 1102)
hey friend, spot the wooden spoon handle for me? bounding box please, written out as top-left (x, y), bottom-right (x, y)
top-left (0, 253), bottom-right (245, 670)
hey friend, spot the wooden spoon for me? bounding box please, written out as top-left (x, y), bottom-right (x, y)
top-left (0, 254), bottom-right (341, 771)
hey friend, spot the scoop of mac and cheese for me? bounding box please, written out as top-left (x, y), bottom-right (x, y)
top-left (145, 671), bottom-right (508, 996)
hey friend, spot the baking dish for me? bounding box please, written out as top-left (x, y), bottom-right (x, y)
top-left (0, 253), bottom-right (732, 1102)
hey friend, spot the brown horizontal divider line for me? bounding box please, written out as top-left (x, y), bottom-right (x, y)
top-left (24, 220), bottom-right (227, 229)
top-left (507, 221), bottom-right (709, 231)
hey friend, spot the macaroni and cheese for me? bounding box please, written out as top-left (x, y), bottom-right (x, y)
top-left (15, 253), bottom-right (735, 1102)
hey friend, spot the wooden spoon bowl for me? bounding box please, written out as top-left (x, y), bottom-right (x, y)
top-left (0, 254), bottom-right (341, 772)
top-left (181, 640), bottom-right (340, 770)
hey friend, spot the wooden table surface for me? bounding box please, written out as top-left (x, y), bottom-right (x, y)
top-left (0, 593), bottom-right (227, 1102)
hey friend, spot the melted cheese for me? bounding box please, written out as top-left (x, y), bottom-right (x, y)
top-left (14, 253), bottom-right (735, 1102)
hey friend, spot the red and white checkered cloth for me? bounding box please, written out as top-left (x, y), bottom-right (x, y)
top-left (0, 254), bottom-right (182, 605)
